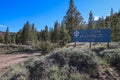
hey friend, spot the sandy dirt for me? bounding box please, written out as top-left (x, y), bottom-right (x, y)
top-left (0, 53), bottom-right (41, 75)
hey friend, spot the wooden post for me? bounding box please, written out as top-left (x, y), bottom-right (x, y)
top-left (74, 42), bottom-right (76, 47)
top-left (107, 42), bottom-right (109, 49)
top-left (89, 42), bottom-right (92, 49)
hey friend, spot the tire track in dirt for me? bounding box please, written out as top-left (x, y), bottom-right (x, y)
top-left (0, 53), bottom-right (41, 76)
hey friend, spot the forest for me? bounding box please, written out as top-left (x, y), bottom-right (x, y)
top-left (0, 0), bottom-right (120, 46)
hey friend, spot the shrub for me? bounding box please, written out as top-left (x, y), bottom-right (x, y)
top-left (50, 48), bottom-right (100, 76)
top-left (70, 72), bottom-right (90, 80)
top-left (48, 65), bottom-right (67, 80)
top-left (69, 49), bottom-right (99, 75)
top-left (25, 57), bottom-right (40, 68)
top-left (1, 66), bottom-right (29, 80)
top-left (92, 46), bottom-right (106, 54)
top-left (100, 48), bottom-right (120, 68)
top-left (2, 47), bottom-right (106, 80)
top-left (27, 60), bottom-right (50, 80)
top-left (22, 47), bottom-right (99, 80)
top-left (40, 41), bottom-right (55, 55)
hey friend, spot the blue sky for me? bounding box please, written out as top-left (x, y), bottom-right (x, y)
top-left (0, 0), bottom-right (120, 32)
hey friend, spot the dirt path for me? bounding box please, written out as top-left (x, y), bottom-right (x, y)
top-left (0, 53), bottom-right (41, 75)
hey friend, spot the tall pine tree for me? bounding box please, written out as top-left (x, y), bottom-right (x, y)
top-left (64, 0), bottom-right (83, 39)
top-left (4, 27), bottom-right (10, 44)
top-left (59, 22), bottom-right (70, 46)
top-left (53, 21), bottom-right (60, 42)
top-left (21, 22), bottom-right (30, 45)
top-left (40, 25), bottom-right (50, 41)
top-left (88, 11), bottom-right (94, 29)
top-left (30, 24), bottom-right (37, 45)
top-left (16, 30), bottom-right (22, 44)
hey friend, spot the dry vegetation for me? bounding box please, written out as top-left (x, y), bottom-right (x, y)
top-left (0, 42), bottom-right (120, 80)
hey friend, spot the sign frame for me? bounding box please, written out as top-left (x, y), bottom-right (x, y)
top-left (73, 29), bottom-right (111, 42)
top-left (73, 29), bottom-right (111, 48)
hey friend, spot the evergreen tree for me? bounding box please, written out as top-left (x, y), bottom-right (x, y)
top-left (80, 21), bottom-right (87, 30)
top-left (0, 36), bottom-right (3, 43)
top-left (40, 29), bottom-right (45, 41)
top-left (117, 11), bottom-right (120, 41)
top-left (11, 33), bottom-right (16, 44)
top-left (111, 13), bottom-right (119, 41)
top-left (50, 28), bottom-right (54, 42)
top-left (21, 22), bottom-right (30, 45)
top-left (44, 25), bottom-right (50, 41)
top-left (40, 25), bottom-right (50, 41)
top-left (30, 24), bottom-right (37, 45)
top-left (16, 30), bottom-right (22, 44)
top-left (104, 9), bottom-right (120, 41)
top-left (101, 16), bottom-right (105, 29)
top-left (88, 11), bottom-right (94, 29)
top-left (53, 21), bottom-right (60, 42)
top-left (105, 16), bottom-right (110, 29)
top-left (64, 0), bottom-right (83, 39)
top-left (96, 17), bottom-right (104, 29)
top-left (59, 22), bottom-right (70, 46)
top-left (109, 8), bottom-right (114, 41)
top-left (4, 27), bottom-right (9, 44)
top-left (96, 18), bottom-right (100, 29)
top-left (37, 30), bottom-right (42, 41)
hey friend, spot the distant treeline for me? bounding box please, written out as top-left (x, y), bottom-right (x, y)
top-left (0, 0), bottom-right (120, 45)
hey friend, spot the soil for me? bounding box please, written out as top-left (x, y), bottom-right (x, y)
top-left (0, 53), bottom-right (41, 75)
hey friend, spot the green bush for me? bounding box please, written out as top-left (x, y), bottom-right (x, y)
top-left (2, 47), bottom-right (106, 80)
top-left (48, 65), bottom-right (68, 80)
top-left (50, 48), bottom-right (100, 76)
top-left (70, 49), bottom-right (99, 75)
top-left (1, 66), bottom-right (28, 80)
top-left (100, 48), bottom-right (120, 68)
top-left (47, 65), bottom-right (90, 80)
top-left (40, 41), bottom-right (55, 55)
top-left (70, 72), bottom-right (90, 80)
top-left (22, 47), bottom-right (98, 80)
top-left (92, 46), bottom-right (106, 54)
top-left (25, 57), bottom-right (40, 68)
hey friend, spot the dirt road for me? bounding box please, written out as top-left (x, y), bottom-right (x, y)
top-left (0, 53), bottom-right (41, 75)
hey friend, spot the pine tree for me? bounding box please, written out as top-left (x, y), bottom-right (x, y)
top-left (40, 29), bottom-right (45, 41)
top-left (101, 16), bottom-right (105, 29)
top-left (44, 25), bottom-right (50, 41)
top-left (4, 27), bottom-right (9, 44)
top-left (105, 16), bottom-right (110, 29)
top-left (40, 26), bottom-right (50, 41)
top-left (53, 21), bottom-right (60, 42)
top-left (109, 9), bottom-right (114, 41)
top-left (21, 22), bottom-right (30, 45)
top-left (30, 24), bottom-right (37, 45)
top-left (59, 22), bottom-right (70, 46)
top-left (96, 17), bottom-right (105, 29)
top-left (16, 30), bottom-right (22, 44)
top-left (113, 14), bottom-right (117, 41)
top-left (104, 9), bottom-right (120, 41)
top-left (88, 11), bottom-right (94, 29)
top-left (50, 28), bottom-right (54, 42)
top-left (117, 11), bottom-right (120, 41)
top-left (64, 0), bottom-right (83, 39)
top-left (96, 18), bottom-right (100, 29)
top-left (0, 36), bottom-right (2, 43)
top-left (11, 33), bottom-right (16, 44)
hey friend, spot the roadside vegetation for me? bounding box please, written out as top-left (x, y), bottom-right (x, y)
top-left (1, 43), bottom-right (120, 80)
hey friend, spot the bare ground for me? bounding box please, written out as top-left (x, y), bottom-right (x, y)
top-left (0, 53), bottom-right (41, 75)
